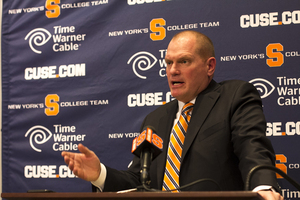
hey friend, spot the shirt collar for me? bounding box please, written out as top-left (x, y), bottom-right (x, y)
top-left (177, 98), bottom-right (196, 112)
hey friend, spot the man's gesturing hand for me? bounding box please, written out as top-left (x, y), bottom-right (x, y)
top-left (61, 143), bottom-right (101, 182)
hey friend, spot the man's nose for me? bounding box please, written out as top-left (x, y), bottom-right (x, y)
top-left (168, 63), bottom-right (180, 75)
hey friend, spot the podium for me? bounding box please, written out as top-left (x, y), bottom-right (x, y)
top-left (2, 191), bottom-right (263, 200)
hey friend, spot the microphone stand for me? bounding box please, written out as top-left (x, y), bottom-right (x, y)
top-left (138, 148), bottom-right (152, 191)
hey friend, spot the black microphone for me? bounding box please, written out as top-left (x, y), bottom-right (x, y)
top-left (131, 126), bottom-right (163, 187)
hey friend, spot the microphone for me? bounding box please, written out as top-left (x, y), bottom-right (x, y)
top-left (131, 126), bottom-right (163, 187)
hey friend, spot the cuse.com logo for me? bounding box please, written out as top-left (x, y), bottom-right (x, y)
top-left (25, 125), bottom-right (52, 152)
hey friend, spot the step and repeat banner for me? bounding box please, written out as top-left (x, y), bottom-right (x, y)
top-left (2, 0), bottom-right (300, 198)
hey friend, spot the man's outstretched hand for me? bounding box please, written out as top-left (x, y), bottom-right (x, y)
top-left (61, 143), bottom-right (101, 181)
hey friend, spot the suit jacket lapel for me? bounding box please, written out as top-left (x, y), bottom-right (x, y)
top-left (181, 80), bottom-right (221, 161)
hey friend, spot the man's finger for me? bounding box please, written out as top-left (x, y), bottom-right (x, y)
top-left (67, 160), bottom-right (72, 170)
top-left (63, 155), bottom-right (72, 165)
top-left (61, 151), bottom-right (75, 160)
top-left (78, 143), bottom-right (93, 157)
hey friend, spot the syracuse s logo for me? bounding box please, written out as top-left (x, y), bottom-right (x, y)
top-left (25, 125), bottom-right (53, 152)
top-left (25, 28), bottom-right (52, 54)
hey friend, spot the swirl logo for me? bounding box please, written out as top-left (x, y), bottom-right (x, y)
top-left (249, 78), bottom-right (275, 99)
top-left (127, 51), bottom-right (157, 79)
top-left (25, 125), bottom-right (53, 152)
top-left (25, 28), bottom-right (52, 54)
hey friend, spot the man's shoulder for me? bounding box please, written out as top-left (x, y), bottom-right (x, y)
top-left (144, 99), bottom-right (177, 118)
top-left (140, 99), bottom-right (177, 131)
top-left (219, 79), bottom-right (249, 86)
top-left (217, 79), bottom-right (255, 91)
top-left (216, 79), bottom-right (260, 99)
top-left (152, 99), bottom-right (177, 113)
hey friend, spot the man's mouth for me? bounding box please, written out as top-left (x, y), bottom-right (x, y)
top-left (172, 81), bottom-right (184, 86)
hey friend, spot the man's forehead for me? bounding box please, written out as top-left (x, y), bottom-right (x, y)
top-left (165, 51), bottom-right (195, 60)
top-left (165, 42), bottom-right (197, 60)
top-left (166, 37), bottom-right (197, 54)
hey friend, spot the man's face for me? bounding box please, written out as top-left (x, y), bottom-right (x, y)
top-left (165, 35), bottom-right (214, 103)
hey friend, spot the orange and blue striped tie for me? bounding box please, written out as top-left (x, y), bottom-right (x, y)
top-left (162, 102), bottom-right (194, 192)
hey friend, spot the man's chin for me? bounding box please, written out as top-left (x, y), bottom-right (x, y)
top-left (170, 92), bottom-right (179, 100)
top-left (171, 94), bottom-right (185, 102)
top-left (171, 90), bottom-right (190, 102)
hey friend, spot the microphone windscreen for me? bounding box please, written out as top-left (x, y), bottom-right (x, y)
top-left (131, 126), bottom-right (163, 159)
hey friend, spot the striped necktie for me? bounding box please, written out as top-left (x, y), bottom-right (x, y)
top-left (162, 102), bottom-right (194, 192)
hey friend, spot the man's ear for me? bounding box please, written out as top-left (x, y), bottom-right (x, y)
top-left (207, 57), bottom-right (216, 76)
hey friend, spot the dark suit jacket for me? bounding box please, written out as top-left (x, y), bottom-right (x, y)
top-left (102, 80), bottom-right (278, 192)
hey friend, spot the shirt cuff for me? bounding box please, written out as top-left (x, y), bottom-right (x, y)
top-left (252, 185), bottom-right (275, 192)
top-left (91, 163), bottom-right (107, 192)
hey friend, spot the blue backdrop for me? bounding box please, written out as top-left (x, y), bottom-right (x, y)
top-left (2, 0), bottom-right (300, 199)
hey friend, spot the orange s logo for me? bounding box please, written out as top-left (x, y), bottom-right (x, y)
top-left (45, 94), bottom-right (60, 116)
top-left (266, 43), bottom-right (284, 67)
top-left (150, 18), bottom-right (166, 41)
top-left (45, 0), bottom-right (61, 18)
top-left (152, 134), bottom-right (163, 149)
top-left (275, 154), bottom-right (287, 179)
top-left (137, 130), bottom-right (146, 146)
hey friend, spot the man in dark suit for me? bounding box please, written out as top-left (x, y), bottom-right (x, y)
top-left (62, 30), bottom-right (283, 200)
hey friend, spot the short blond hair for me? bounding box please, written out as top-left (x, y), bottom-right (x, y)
top-left (172, 30), bottom-right (215, 60)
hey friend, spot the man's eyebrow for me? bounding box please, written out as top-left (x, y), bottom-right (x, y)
top-left (176, 55), bottom-right (194, 61)
top-left (165, 54), bottom-right (193, 60)
top-left (179, 55), bottom-right (192, 59)
top-left (164, 57), bottom-right (172, 62)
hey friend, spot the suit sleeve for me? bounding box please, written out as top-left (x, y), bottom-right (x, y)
top-left (101, 163), bottom-right (141, 192)
top-left (100, 118), bottom-right (150, 192)
top-left (229, 82), bottom-right (279, 191)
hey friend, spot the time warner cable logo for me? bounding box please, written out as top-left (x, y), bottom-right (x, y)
top-left (249, 78), bottom-right (275, 99)
top-left (25, 125), bottom-right (53, 152)
top-left (128, 51), bottom-right (158, 79)
top-left (25, 26), bottom-right (85, 54)
top-left (25, 28), bottom-right (52, 54)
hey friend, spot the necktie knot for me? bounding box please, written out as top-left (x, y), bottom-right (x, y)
top-left (181, 103), bottom-right (194, 123)
top-left (182, 102), bottom-right (194, 115)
